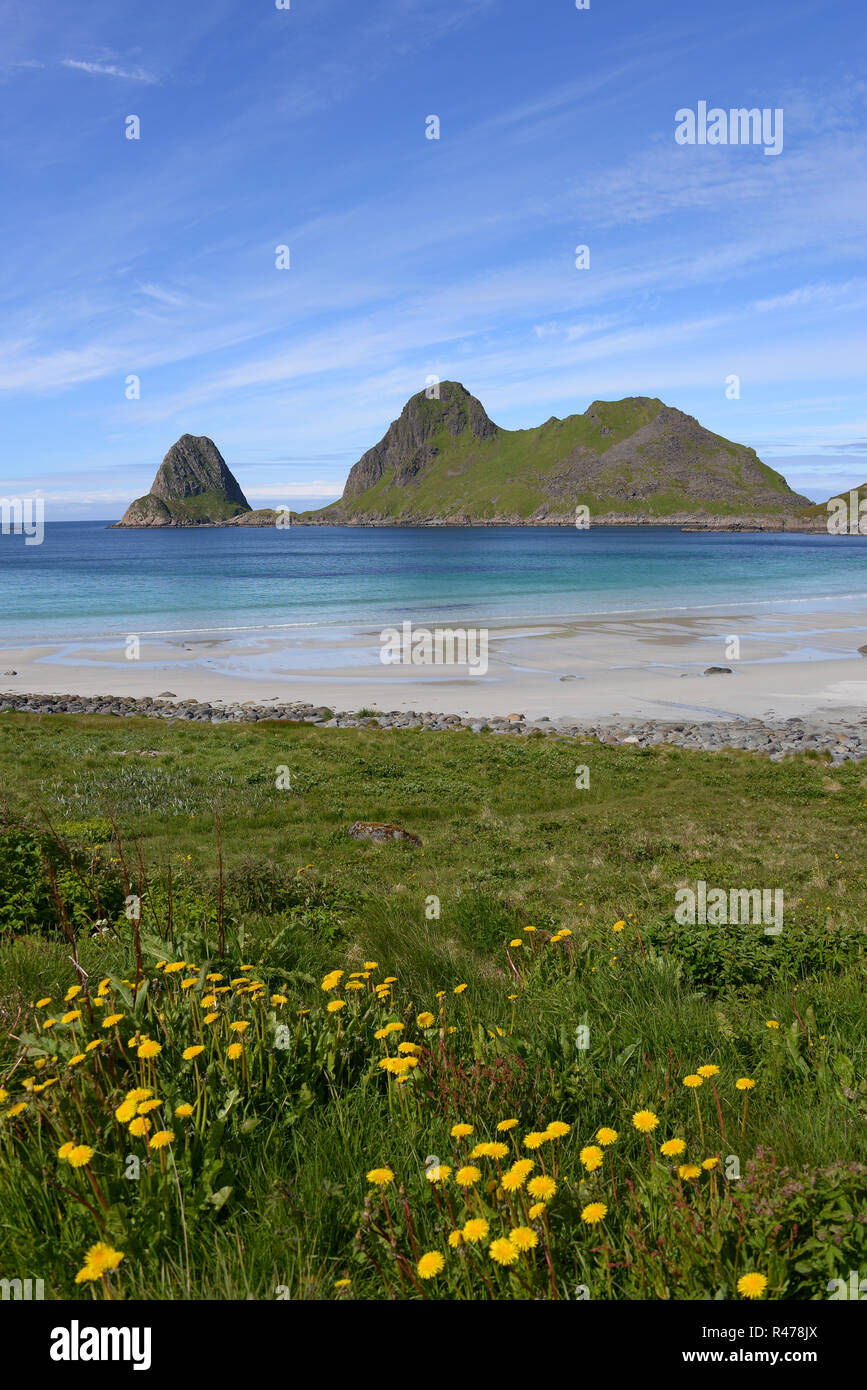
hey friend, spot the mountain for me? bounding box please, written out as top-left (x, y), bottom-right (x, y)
top-left (113, 435), bottom-right (258, 527)
top-left (295, 383), bottom-right (812, 526)
top-left (798, 482), bottom-right (867, 533)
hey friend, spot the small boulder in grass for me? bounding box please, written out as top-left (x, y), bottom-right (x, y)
top-left (348, 821), bottom-right (422, 846)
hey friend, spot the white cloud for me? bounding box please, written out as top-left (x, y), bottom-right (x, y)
top-left (62, 59), bottom-right (158, 84)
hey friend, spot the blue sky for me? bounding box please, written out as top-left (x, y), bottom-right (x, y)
top-left (1, 0), bottom-right (865, 518)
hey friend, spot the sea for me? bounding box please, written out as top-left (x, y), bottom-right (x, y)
top-left (0, 523), bottom-right (866, 643)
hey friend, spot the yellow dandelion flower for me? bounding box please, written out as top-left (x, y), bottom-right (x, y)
top-left (632, 1109), bottom-right (659, 1133)
top-left (114, 1100), bottom-right (137, 1123)
top-left (61, 1011), bottom-right (81, 1024)
top-left (136, 1099), bottom-right (162, 1115)
top-left (527, 1175), bottom-right (557, 1201)
top-left (363, 961), bottom-right (378, 971)
top-left (702, 1157), bottom-right (719, 1170)
top-left (596, 1127), bottom-right (618, 1146)
top-left (67, 1144), bottom-right (94, 1167)
top-left (321, 970), bottom-right (344, 991)
top-left (528, 1202), bottom-right (547, 1219)
top-left (470, 1141), bottom-right (509, 1160)
top-left (581, 1201), bottom-right (608, 1225)
top-left (580, 1145), bottom-right (604, 1171)
top-left (203, 1012), bottom-right (219, 1025)
top-left (545, 1121), bottom-right (571, 1139)
top-left (102, 1014), bottom-right (124, 1028)
top-left (737, 1272), bottom-right (768, 1299)
top-left (397, 1042), bottom-right (422, 1055)
top-left (660, 1138), bottom-right (687, 1157)
top-left (182, 1045), bottom-right (205, 1061)
top-left (697, 1065), bottom-right (720, 1077)
top-left (455, 1165), bottom-right (481, 1187)
top-left (509, 1226), bottom-right (538, 1252)
top-left (36, 997), bottom-right (52, 1008)
top-left (326, 1000), bottom-right (346, 1013)
top-left (450, 1122), bottom-right (473, 1138)
top-left (149, 1130), bottom-right (175, 1149)
top-left (612, 921), bottom-right (625, 932)
top-left (74, 1243), bottom-right (124, 1284)
top-left (128, 1118), bottom-right (150, 1137)
top-left (765, 1020), bottom-right (779, 1030)
top-left (67, 1054), bottom-right (86, 1068)
top-left (448, 1230), bottom-right (463, 1249)
top-left (735, 1077), bottom-right (756, 1091)
top-left (174, 1104), bottom-right (194, 1118)
top-left (58, 1141), bottom-right (76, 1159)
top-left (416, 1012), bottom-right (435, 1028)
top-left (226, 1043), bottom-right (243, 1060)
top-left (137, 1040), bottom-right (161, 1059)
top-left (522, 1131), bottom-right (547, 1150)
top-left (489, 1237), bottom-right (519, 1266)
top-left (425, 1164), bottom-right (452, 1184)
top-left (508, 939), bottom-right (523, 948)
top-left (496, 1118), bottom-right (518, 1132)
top-left (678, 1164), bottom-right (702, 1180)
top-left (271, 994), bottom-right (287, 1006)
top-left (366, 1167), bottom-right (394, 1187)
top-left (462, 1218), bottom-right (490, 1243)
top-left (417, 1251), bottom-right (444, 1279)
top-left (683, 1074), bottom-right (703, 1088)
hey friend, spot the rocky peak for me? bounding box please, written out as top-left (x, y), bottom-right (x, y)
top-left (342, 383), bottom-right (499, 498)
top-left (151, 435), bottom-right (250, 508)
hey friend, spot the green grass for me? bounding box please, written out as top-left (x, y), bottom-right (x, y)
top-left (0, 713), bottom-right (864, 1300)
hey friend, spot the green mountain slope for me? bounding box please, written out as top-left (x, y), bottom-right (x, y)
top-left (298, 383), bottom-right (810, 525)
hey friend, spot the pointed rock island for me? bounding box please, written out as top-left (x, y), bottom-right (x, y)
top-left (112, 435), bottom-right (278, 528)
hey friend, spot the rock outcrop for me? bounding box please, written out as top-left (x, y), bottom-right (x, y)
top-left (113, 435), bottom-right (254, 527)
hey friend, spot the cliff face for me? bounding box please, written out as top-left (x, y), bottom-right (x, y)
top-left (113, 435), bottom-right (252, 527)
top-left (342, 384), bottom-right (499, 499)
top-left (299, 384), bottom-right (812, 525)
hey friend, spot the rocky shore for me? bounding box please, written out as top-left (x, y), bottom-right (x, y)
top-left (1, 691), bottom-right (865, 763)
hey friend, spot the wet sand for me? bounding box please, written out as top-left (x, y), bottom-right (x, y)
top-left (1, 601), bottom-right (866, 724)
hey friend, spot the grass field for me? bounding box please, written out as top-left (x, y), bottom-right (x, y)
top-left (0, 712), bottom-right (865, 1300)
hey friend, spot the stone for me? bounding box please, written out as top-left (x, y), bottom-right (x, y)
top-left (348, 821), bottom-right (422, 846)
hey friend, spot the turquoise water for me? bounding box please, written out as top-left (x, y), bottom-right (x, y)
top-left (0, 523), bottom-right (866, 641)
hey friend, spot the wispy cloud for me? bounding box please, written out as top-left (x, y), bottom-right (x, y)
top-left (61, 59), bottom-right (158, 84)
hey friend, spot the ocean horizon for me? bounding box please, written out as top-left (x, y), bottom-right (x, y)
top-left (0, 521), bottom-right (866, 645)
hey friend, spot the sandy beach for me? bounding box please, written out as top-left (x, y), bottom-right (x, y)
top-left (2, 600), bottom-right (866, 726)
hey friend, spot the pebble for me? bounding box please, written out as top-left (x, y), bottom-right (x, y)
top-left (0, 692), bottom-right (864, 762)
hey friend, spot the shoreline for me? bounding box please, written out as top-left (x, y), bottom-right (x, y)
top-left (1, 602), bottom-right (866, 728)
top-left (1, 690), bottom-right (865, 762)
